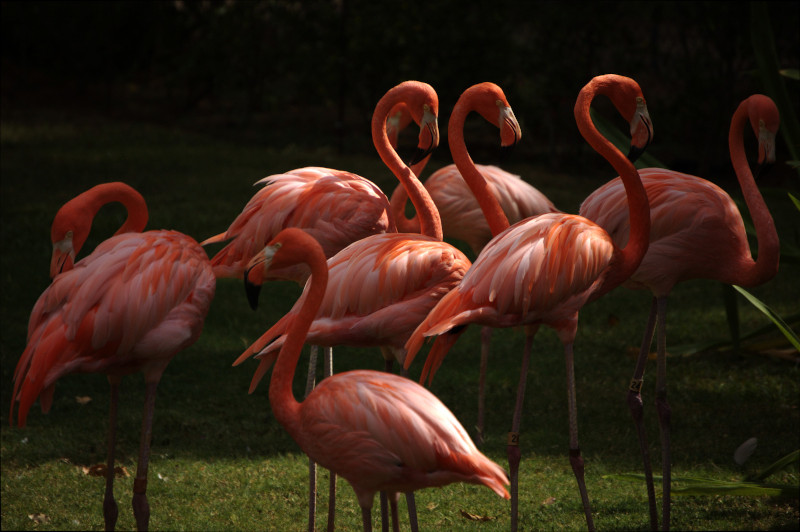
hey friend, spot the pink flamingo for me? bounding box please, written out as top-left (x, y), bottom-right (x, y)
top-left (579, 94), bottom-right (780, 530)
top-left (240, 227), bottom-right (510, 532)
top-left (387, 97), bottom-right (560, 444)
top-left (235, 81), bottom-right (476, 530)
top-left (203, 91), bottom-right (438, 531)
top-left (201, 166), bottom-right (396, 282)
top-left (404, 75), bottom-right (654, 531)
top-left (10, 182), bottom-right (216, 531)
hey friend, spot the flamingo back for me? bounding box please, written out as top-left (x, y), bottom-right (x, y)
top-left (11, 230), bottom-right (215, 426)
top-left (580, 168), bottom-right (752, 294)
top-left (426, 164), bottom-right (558, 254)
top-left (296, 369), bottom-right (509, 506)
top-left (207, 167), bottom-right (395, 280)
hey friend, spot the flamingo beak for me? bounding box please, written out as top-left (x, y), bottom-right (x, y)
top-left (244, 264), bottom-right (262, 311)
top-left (243, 245), bottom-right (278, 310)
top-left (50, 233), bottom-right (75, 278)
top-left (409, 107), bottom-right (439, 166)
top-left (628, 99), bottom-right (653, 163)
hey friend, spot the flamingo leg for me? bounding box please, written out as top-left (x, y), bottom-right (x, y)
top-left (405, 491), bottom-right (418, 532)
top-left (361, 506), bottom-right (373, 532)
top-left (104, 377), bottom-right (121, 531)
top-left (389, 493), bottom-right (400, 532)
top-left (380, 493), bottom-right (389, 532)
top-left (306, 345), bottom-right (319, 532)
top-left (508, 328), bottom-right (535, 532)
top-left (323, 347), bottom-right (337, 532)
top-left (132, 381), bottom-right (159, 531)
top-left (627, 297), bottom-right (659, 531)
top-left (476, 326), bottom-right (492, 446)
top-left (654, 296), bottom-right (672, 531)
top-left (564, 342), bottom-right (595, 531)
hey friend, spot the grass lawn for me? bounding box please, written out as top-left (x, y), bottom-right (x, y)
top-left (1, 108), bottom-right (798, 531)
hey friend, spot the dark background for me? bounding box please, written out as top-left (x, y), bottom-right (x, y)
top-left (2, 0), bottom-right (799, 181)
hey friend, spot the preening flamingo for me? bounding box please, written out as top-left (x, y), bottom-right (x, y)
top-left (10, 182), bottom-right (216, 531)
top-left (579, 94), bottom-right (780, 531)
top-left (404, 74), bottom-right (654, 531)
top-left (240, 227), bottom-right (510, 532)
top-left (235, 81), bottom-right (472, 530)
top-left (388, 93), bottom-right (559, 443)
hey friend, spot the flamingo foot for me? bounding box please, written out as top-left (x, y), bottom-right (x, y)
top-left (627, 387), bottom-right (658, 531)
top-left (132, 477), bottom-right (150, 531)
top-left (657, 391), bottom-right (672, 531)
top-left (103, 496), bottom-right (119, 531)
top-left (568, 448), bottom-right (595, 532)
top-left (507, 438), bottom-right (521, 532)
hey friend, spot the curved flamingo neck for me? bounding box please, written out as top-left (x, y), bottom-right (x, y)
top-left (59, 182), bottom-right (149, 255)
top-left (575, 79), bottom-right (650, 296)
top-left (388, 185), bottom-right (422, 233)
top-left (448, 97), bottom-right (510, 237)
top-left (372, 88), bottom-right (442, 241)
top-left (268, 232), bottom-right (330, 436)
top-left (727, 98), bottom-right (779, 286)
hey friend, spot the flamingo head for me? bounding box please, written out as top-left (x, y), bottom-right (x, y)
top-left (243, 244), bottom-right (278, 310)
top-left (49, 201), bottom-right (91, 278)
top-left (748, 94), bottom-right (779, 168)
top-left (598, 75), bottom-right (654, 163)
top-left (462, 82), bottom-right (522, 151)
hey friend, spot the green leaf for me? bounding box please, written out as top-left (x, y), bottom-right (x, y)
top-left (790, 192), bottom-right (800, 211)
top-left (749, 449), bottom-right (800, 482)
top-left (779, 68), bottom-right (800, 81)
top-left (733, 286), bottom-right (800, 350)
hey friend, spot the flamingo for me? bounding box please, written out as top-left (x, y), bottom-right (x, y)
top-left (202, 90), bottom-right (437, 532)
top-left (579, 94), bottom-right (781, 531)
top-left (404, 75), bottom-right (654, 531)
top-left (240, 227), bottom-right (510, 532)
top-left (387, 97), bottom-right (560, 444)
top-left (9, 182), bottom-right (216, 531)
top-left (235, 80), bottom-right (479, 531)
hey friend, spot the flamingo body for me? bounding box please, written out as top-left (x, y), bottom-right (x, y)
top-left (406, 213), bottom-right (616, 380)
top-left (204, 166), bottom-right (395, 281)
top-left (292, 368), bottom-right (509, 508)
top-left (581, 168), bottom-right (770, 295)
top-left (12, 229), bottom-right (215, 425)
top-left (238, 232), bottom-right (470, 386)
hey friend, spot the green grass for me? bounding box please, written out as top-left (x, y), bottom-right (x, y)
top-left (1, 110), bottom-right (798, 531)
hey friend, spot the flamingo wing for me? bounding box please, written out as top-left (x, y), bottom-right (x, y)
top-left (405, 213), bottom-right (615, 379)
top-left (207, 167), bottom-right (395, 279)
top-left (12, 230), bottom-right (215, 426)
top-left (235, 233), bottom-right (470, 388)
top-left (298, 370), bottom-right (509, 500)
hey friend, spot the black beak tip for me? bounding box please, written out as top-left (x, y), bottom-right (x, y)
top-left (244, 273), bottom-right (261, 311)
top-left (755, 162), bottom-right (773, 179)
top-left (408, 147), bottom-right (429, 167)
top-left (627, 144), bottom-right (646, 164)
top-left (499, 144), bottom-right (515, 162)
